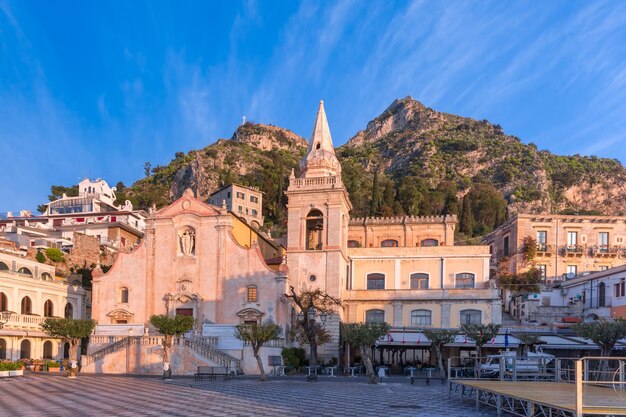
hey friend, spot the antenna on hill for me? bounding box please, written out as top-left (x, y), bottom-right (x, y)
top-left (241, 116), bottom-right (246, 125)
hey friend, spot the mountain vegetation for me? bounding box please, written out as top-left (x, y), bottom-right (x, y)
top-left (42, 97), bottom-right (626, 240)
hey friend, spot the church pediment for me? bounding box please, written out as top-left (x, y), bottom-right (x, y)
top-left (154, 189), bottom-right (221, 219)
top-left (236, 308), bottom-right (265, 322)
top-left (106, 309), bottom-right (134, 320)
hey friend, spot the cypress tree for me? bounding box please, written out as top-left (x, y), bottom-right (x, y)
top-left (459, 195), bottom-right (473, 235)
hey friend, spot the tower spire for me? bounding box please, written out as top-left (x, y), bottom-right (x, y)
top-left (299, 100), bottom-right (342, 178)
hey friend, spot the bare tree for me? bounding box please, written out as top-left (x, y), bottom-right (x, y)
top-left (285, 286), bottom-right (341, 366)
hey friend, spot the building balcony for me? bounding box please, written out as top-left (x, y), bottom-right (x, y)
top-left (589, 245), bottom-right (621, 258)
top-left (535, 243), bottom-right (553, 255)
top-left (3, 312), bottom-right (47, 330)
top-left (559, 245), bottom-right (585, 257)
top-left (344, 288), bottom-right (499, 302)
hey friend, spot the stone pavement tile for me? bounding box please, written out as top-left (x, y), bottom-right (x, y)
top-left (0, 374), bottom-right (499, 417)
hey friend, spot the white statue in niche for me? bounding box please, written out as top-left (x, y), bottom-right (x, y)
top-left (179, 229), bottom-right (195, 256)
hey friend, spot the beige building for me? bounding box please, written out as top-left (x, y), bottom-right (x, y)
top-left (209, 184), bottom-right (264, 228)
top-left (0, 252), bottom-right (86, 361)
top-left (483, 214), bottom-right (626, 282)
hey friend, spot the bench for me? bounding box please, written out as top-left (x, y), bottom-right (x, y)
top-left (194, 366), bottom-right (231, 382)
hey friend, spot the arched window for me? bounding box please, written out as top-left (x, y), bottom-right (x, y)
top-left (18, 267), bottom-right (32, 276)
top-left (381, 239), bottom-right (398, 247)
top-left (0, 338), bottom-right (6, 360)
top-left (21, 296), bottom-right (32, 315)
top-left (420, 239), bottom-right (439, 247)
top-left (0, 292), bottom-right (7, 311)
top-left (455, 273), bottom-right (475, 289)
top-left (306, 210), bottom-right (324, 250)
top-left (247, 285), bottom-right (258, 303)
top-left (20, 339), bottom-right (31, 359)
top-left (598, 282), bottom-right (606, 307)
top-left (41, 273), bottom-right (52, 281)
top-left (410, 273), bottom-right (429, 290)
top-left (43, 341), bottom-right (53, 359)
top-left (119, 287), bottom-right (129, 304)
top-left (366, 273), bottom-right (385, 290)
top-left (411, 309), bottom-right (432, 326)
top-left (44, 300), bottom-right (54, 317)
top-left (347, 240), bottom-right (361, 248)
top-left (64, 303), bottom-right (74, 319)
top-left (365, 309), bottom-right (385, 323)
top-left (460, 309), bottom-right (482, 325)
top-left (0, 262), bottom-right (8, 270)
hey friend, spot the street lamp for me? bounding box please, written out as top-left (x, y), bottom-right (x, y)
top-left (0, 311), bottom-right (13, 330)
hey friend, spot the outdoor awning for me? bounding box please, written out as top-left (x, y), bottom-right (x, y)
top-left (446, 334), bottom-right (520, 349)
top-left (538, 335), bottom-right (599, 350)
top-left (375, 331), bottom-right (432, 347)
top-left (375, 332), bottom-right (520, 349)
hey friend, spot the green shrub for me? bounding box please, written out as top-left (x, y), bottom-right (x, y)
top-left (45, 248), bottom-right (65, 263)
top-left (47, 361), bottom-right (60, 368)
top-left (281, 347), bottom-right (306, 368)
top-left (35, 251), bottom-right (46, 263)
top-left (0, 361), bottom-right (23, 371)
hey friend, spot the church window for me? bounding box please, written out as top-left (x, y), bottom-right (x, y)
top-left (247, 286), bottom-right (258, 303)
top-left (316, 143), bottom-right (321, 150)
top-left (381, 239), bottom-right (398, 247)
top-left (119, 287), bottom-right (129, 303)
top-left (366, 273), bottom-right (385, 290)
top-left (347, 240), bottom-right (361, 248)
top-left (420, 239), bottom-right (439, 247)
top-left (306, 210), bottom-right (324, 250)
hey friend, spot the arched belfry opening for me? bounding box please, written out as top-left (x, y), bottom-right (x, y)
top-left (306, 209), bottom-right (324, 250)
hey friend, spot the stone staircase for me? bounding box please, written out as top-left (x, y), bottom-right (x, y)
top-left (82, 335), bottom-right (241, 374)
top-left (183, 336), bottom-right (241, 371)
top-left (83, 336), bottom-right (132, 367)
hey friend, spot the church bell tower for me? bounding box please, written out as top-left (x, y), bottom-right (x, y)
top-left (285, 100), bottom-right (352, 301)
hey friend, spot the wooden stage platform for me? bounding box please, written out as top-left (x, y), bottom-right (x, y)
top-left (450, 380), bottom-right (626, 416)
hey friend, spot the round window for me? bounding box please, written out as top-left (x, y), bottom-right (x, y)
top-left (309, 274), bottom-right (317, 282)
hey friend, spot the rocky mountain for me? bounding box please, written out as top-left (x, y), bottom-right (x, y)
top-left (111, 97), bottom-right (626, 237)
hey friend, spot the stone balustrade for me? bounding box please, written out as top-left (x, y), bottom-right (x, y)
top-left (4, 313), bottom-right (47, 330)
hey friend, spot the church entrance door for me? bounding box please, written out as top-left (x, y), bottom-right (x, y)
top-left (176, 308), bottom-right (193, 317)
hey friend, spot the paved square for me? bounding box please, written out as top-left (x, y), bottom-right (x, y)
top-left (0, 373), bottom-right (497, 416)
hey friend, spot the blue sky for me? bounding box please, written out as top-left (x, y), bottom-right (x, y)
top-left (1, 1), bottom-right (626, 212)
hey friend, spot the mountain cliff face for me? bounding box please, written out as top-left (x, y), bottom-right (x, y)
top-left (341, 97), bottom-right (626, 216)
top-left (117, 97), bottom-right (626, 237)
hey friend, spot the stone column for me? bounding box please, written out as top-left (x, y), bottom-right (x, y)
top-left (491, 298), bottom-right (502, 325)
top-left (441, 302), bottom-right (451, 328)
top-left (393, 301), bottom-right (403, 327)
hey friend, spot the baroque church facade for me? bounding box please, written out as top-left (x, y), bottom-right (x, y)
top-left (86, 101), bottom-right (500, 374)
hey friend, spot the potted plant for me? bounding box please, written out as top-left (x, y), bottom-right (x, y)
top-left (47, 361), bottom-right (61, 372)
top-left (0, 361), bottom-right (24, 377)
top-left (15, 361), bottom-right (25, 376)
